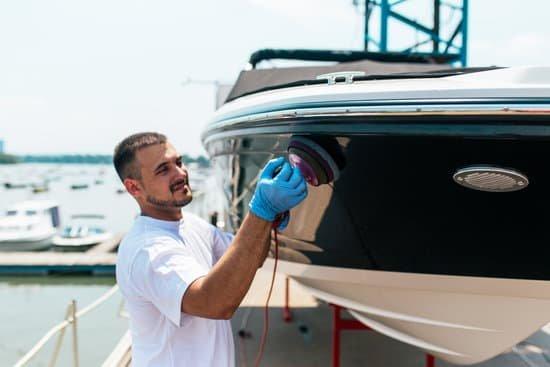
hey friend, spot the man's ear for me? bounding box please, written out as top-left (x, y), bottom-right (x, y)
top-left (124, 178), bottom-right (142, 198)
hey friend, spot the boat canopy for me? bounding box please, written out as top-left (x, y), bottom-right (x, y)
top-left (70, 214), bottom-right (105, 219)
top-left (223, 49), bottom-right (507, 104)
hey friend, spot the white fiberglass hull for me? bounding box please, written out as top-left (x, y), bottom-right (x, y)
top-left (268, 259), bottom-right (550, 365)
top-left (52, 232), bottom-right (113, 252)
top-left (0, 233), bottom-right (55, 251)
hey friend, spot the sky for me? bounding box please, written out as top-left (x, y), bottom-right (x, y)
top-left (0, 0), bottom-right (549, 156)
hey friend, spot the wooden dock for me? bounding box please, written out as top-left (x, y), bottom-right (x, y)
top-left (0, 233), bottom-right (123, 276)
top-left (86, 233), bottom-right (124, 254)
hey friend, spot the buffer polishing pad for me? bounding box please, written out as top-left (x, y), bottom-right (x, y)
top-left (287, 136), bottom-right (341, 186)
top-left (288, 146), bottom-right (327, 186)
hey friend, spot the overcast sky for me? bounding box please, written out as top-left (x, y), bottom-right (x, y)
top-left (0, 0), bottom-right (548, 156)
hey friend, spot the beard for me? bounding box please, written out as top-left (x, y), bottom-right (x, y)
top-left (146, 194), bottom-right (192, 208)
top-left (142, 176), bottom-right (193, 209)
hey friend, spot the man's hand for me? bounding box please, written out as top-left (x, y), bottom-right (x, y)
top-left (249, 157), bottom-right (307, 222)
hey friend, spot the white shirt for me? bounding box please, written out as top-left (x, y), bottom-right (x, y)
top-left (116, 212), bottom-right (235, 367)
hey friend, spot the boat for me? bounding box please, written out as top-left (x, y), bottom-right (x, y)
top-left (0, 200), bottom-right (61, 251)
top-left (31, 182), bottom-right (49, 194)
top-left (202, 50), bottom-right (550, 365)
top-left (52, 214), bottom-right (113, 252)
top-left (4, 182), bottom-right (27, 189)
top-left (70, 183), bottom-right (89, 190)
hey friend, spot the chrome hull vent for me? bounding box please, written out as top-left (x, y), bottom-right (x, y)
top-left (453, 167), bottom-right (528, 192)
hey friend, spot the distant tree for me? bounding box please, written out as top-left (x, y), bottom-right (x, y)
top-left (14, 153), bottom-right (209, 166)
top-left (182, 154), bottom-right (193, 164)
top-left (19, 154), bottom-right (112, 164)
top-left (0, 153), bottom-right (19, 164)
top-left (181, 154), bottom-right (210, 168)
top-left (196, 156), bottom-right (210, 168)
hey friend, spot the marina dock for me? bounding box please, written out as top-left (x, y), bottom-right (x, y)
top-left (0, 233), bottom-right (123, 275)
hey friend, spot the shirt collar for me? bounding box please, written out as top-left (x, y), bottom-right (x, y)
top-left (137, 214), bottom-right (184, 232)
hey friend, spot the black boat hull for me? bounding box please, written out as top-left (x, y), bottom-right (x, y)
top-left (205, 114), bottom-right (550, 282)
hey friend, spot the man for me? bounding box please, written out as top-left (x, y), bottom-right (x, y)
top-left (114, 132), bottom-right (307, 367)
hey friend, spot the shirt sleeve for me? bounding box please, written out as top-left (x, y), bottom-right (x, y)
top-left (212, 227), bottom-right (234, 264)
top-left (129, 235), bottom-right (208, 326)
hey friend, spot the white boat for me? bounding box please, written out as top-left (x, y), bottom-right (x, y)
top-left (202, 51), bottom-right (550, 365)
top-left (52, 214), bottom-right (112, 252)
top-left (0, 200), bottom-right (61, 251)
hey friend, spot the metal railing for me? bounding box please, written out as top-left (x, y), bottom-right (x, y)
top-left (14, 284), bottom-right (120, 367)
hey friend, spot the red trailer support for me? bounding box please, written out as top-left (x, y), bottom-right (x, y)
top-left (330, 304), bottom-right (436, 367)
top-left (283, 277), bottom-right (292, 322)
top-left (281, 279), bottom-right (434, 366)
top-left (331, 304), bottom-right (371, 367)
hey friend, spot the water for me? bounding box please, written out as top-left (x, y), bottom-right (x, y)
top-left (0, 277), bottom-right (126, 366)
top-left (0, 163), bottom-right (223, 366)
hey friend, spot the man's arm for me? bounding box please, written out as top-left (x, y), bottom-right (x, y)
top-left (182, 157), bottom-right (306, 320)
top-left (181, 212), bottom-right (271, 319)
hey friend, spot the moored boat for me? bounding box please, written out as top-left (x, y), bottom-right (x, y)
top-left (52, 214), bottom-right (112, 252)
top-left (0, 200), bottom-right (61, 251)
top-left (202, 53), bottom-right (550, 365)
top-left (4, 182), bottom-right (27, 189)
top-left (70, 183), bottom-right (89, 190)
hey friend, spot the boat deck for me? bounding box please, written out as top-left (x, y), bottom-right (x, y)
top-left (0, 233), bottom-right (123, 275)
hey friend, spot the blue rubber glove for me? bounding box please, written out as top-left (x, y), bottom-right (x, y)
top-left (249, 157), bottom-right (307, 222)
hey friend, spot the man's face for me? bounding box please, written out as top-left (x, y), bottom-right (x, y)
top-left (132, 142), bottom-right (192, 209)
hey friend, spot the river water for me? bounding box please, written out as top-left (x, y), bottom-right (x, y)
top-left (0, 163), bottom-right (222, 366)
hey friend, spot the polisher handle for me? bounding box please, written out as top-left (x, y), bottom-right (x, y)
top-left (272, 164), bottom-right (290, 229)
top-left (274, 211), bottom-right (289, 228)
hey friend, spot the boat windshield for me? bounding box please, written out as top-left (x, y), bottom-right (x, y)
top-left (62, 225), bottom-right (105, 237)
top-left (4, 209), bottom-right (40, 216)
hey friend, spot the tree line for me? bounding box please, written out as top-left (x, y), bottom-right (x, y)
top-left (0, 153), bottom-right (210, 167)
